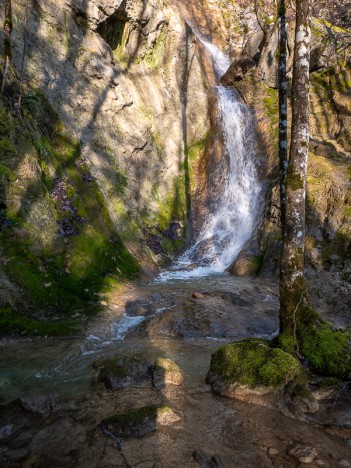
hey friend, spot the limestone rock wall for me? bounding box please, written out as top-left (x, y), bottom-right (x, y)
top-left (1, 0), bottom-right (210, 263)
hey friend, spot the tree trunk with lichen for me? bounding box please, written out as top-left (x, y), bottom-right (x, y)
top-left (279, 0), bottom-right (312, 342)
top-left (1, 0), bottom-right (12, 93)
top-left (278, 0), bottom-right (288, 222)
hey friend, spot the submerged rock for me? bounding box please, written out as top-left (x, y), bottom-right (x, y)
top-left (97, 355), bottom-right (152, 389)
top-left (100, 404), bottom-right (180, 438)
top-left (152, 358), bottom-right (184, 388)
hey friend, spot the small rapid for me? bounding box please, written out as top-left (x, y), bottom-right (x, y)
top-left (157, 39), bottom-right (262, 282)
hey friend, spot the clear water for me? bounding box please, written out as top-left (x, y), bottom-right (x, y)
top-left (157, 40), bottom-right (262, 282)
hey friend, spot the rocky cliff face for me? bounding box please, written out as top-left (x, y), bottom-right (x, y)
top-left (0, 0), bottom-right (350, 328)
top-left (0, 0), bottom-right (213, 322)
top-left (1, 0), bottom-right (210, 259)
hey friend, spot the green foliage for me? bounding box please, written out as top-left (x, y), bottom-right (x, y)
top-left (0, 163), bottom-right (13, 180)
top-left (208, 340), bottom-right (301, 388)
top-left (0, 307), bottom-right (77, 336)
top-left (301, 322), bottom-right (351, 379)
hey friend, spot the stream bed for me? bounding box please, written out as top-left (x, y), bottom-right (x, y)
top-left (1, 274), bottom-right (351, 467)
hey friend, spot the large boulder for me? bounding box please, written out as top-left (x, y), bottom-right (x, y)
top-left (206, 340), bottom-right (309, 409)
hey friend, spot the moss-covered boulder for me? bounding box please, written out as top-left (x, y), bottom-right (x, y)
top-left (300, 323), bottom-right (351, 379)
top-left (97, 355), bottom-right (152, 389)
top-left (228, 254), bottom-right (263, 276)
top-left (152, 358), bottom-right (184, 388)
top-left (206, 340), bottom-right (303, 405)
top-left (100, 405), bottom-right (180, 438)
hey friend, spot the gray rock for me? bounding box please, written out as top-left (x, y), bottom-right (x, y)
top-left (97, 355), bottom-right (152, 389)
top-left (8, 430), bottom-right (33, 449)
top-left (100, 405), bottom-right (180, 438)
top-left (152, 358), bottom-right (184, 388)
top-left (6, 448), bottom-right (29, 462)
top-left (19, 395), bottom-right (59, 414)
top-left (0, 425), bottom-right (18, 444)
top-left (338, 461), bottom-right (351, 468)
top-left (289, 444), bottom-right (318, 464)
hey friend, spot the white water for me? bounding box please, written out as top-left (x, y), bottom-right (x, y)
top-left (157, 40), bottom-right (262, 282)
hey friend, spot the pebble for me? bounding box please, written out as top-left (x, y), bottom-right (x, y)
top-left (289, 444), bottom-right (318, 464)
top-left (0, 425), bottom-right (16, 443)
top-left (192, 292), bottom-right (204, 299)
top-left (268, 448), bottom-right (279, 456)
top-left (338, 461), bottom-right (351, 468)
top-left (315, 459), bottom-right (325, 466)
top-left (6, 448), bottom-right (29, 462)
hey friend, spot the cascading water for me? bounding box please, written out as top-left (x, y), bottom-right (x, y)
top-left (157, 39), bottom-right (262, 281)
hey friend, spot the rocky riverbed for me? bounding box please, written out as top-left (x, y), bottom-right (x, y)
top-left (1, 274), bottom-right (351, 467)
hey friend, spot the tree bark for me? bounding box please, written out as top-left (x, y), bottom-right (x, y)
top-left (278, 0), bottom-right (288, 223)
top-left (279, 0), bottom-right (312, 338)
top-left (1, 0), bottom-right (12, 93)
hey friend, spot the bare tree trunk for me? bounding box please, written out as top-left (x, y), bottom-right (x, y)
top-left (279, 0), bottom-right (312, 340)
top-left (1, 0), bottom-right (12, 93)
top-left (278, 0), bottom-right (288, 223)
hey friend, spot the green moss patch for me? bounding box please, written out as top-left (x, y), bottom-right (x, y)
top-left (0, 307), bottom-right (77, 336)
top-left (208, 340), bottom-right (301, 388)
top-left (301, 322), bottom-right (351, 379)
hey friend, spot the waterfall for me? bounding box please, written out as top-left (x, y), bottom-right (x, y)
top-left (157, 38), bottom-right (262, 281)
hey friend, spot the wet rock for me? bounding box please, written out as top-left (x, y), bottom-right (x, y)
top-left (152, 358), bottom-right (184, 388)
top-left (0, 425), bottom-right (19, 444)
top-left (193, 450), bottom-right (224, 467)
top-left (338, 460), bottom-right (351, 468)
top-left (228, 253), bottom-right (262, 276)
top-left (19, 395), bottom-right (59, 414)
top-left (97, 355), bottom-right (152, 389)
top-left (315, 459), bottom-right (326, 466)
top-left (289, 444), bottom-right (318, 464)
top-left (125, 299), bottom-right (150, 317)
top-left (6, 448), bottom-right (30, 462)
top-left (193, 449), bottom-right (209, 466)
top-left (100, 404), bottom-right (180, 438)
top-left (124, 294), bottom-right (173, 318)
top-left (220, 58), bottom-right (255, 86)
top-left (137, 290), bottom-right (278, 340)
top-left (288, 383), bottom-right (320, 414)
top-left (8, 430), bottom-right (33, 449)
